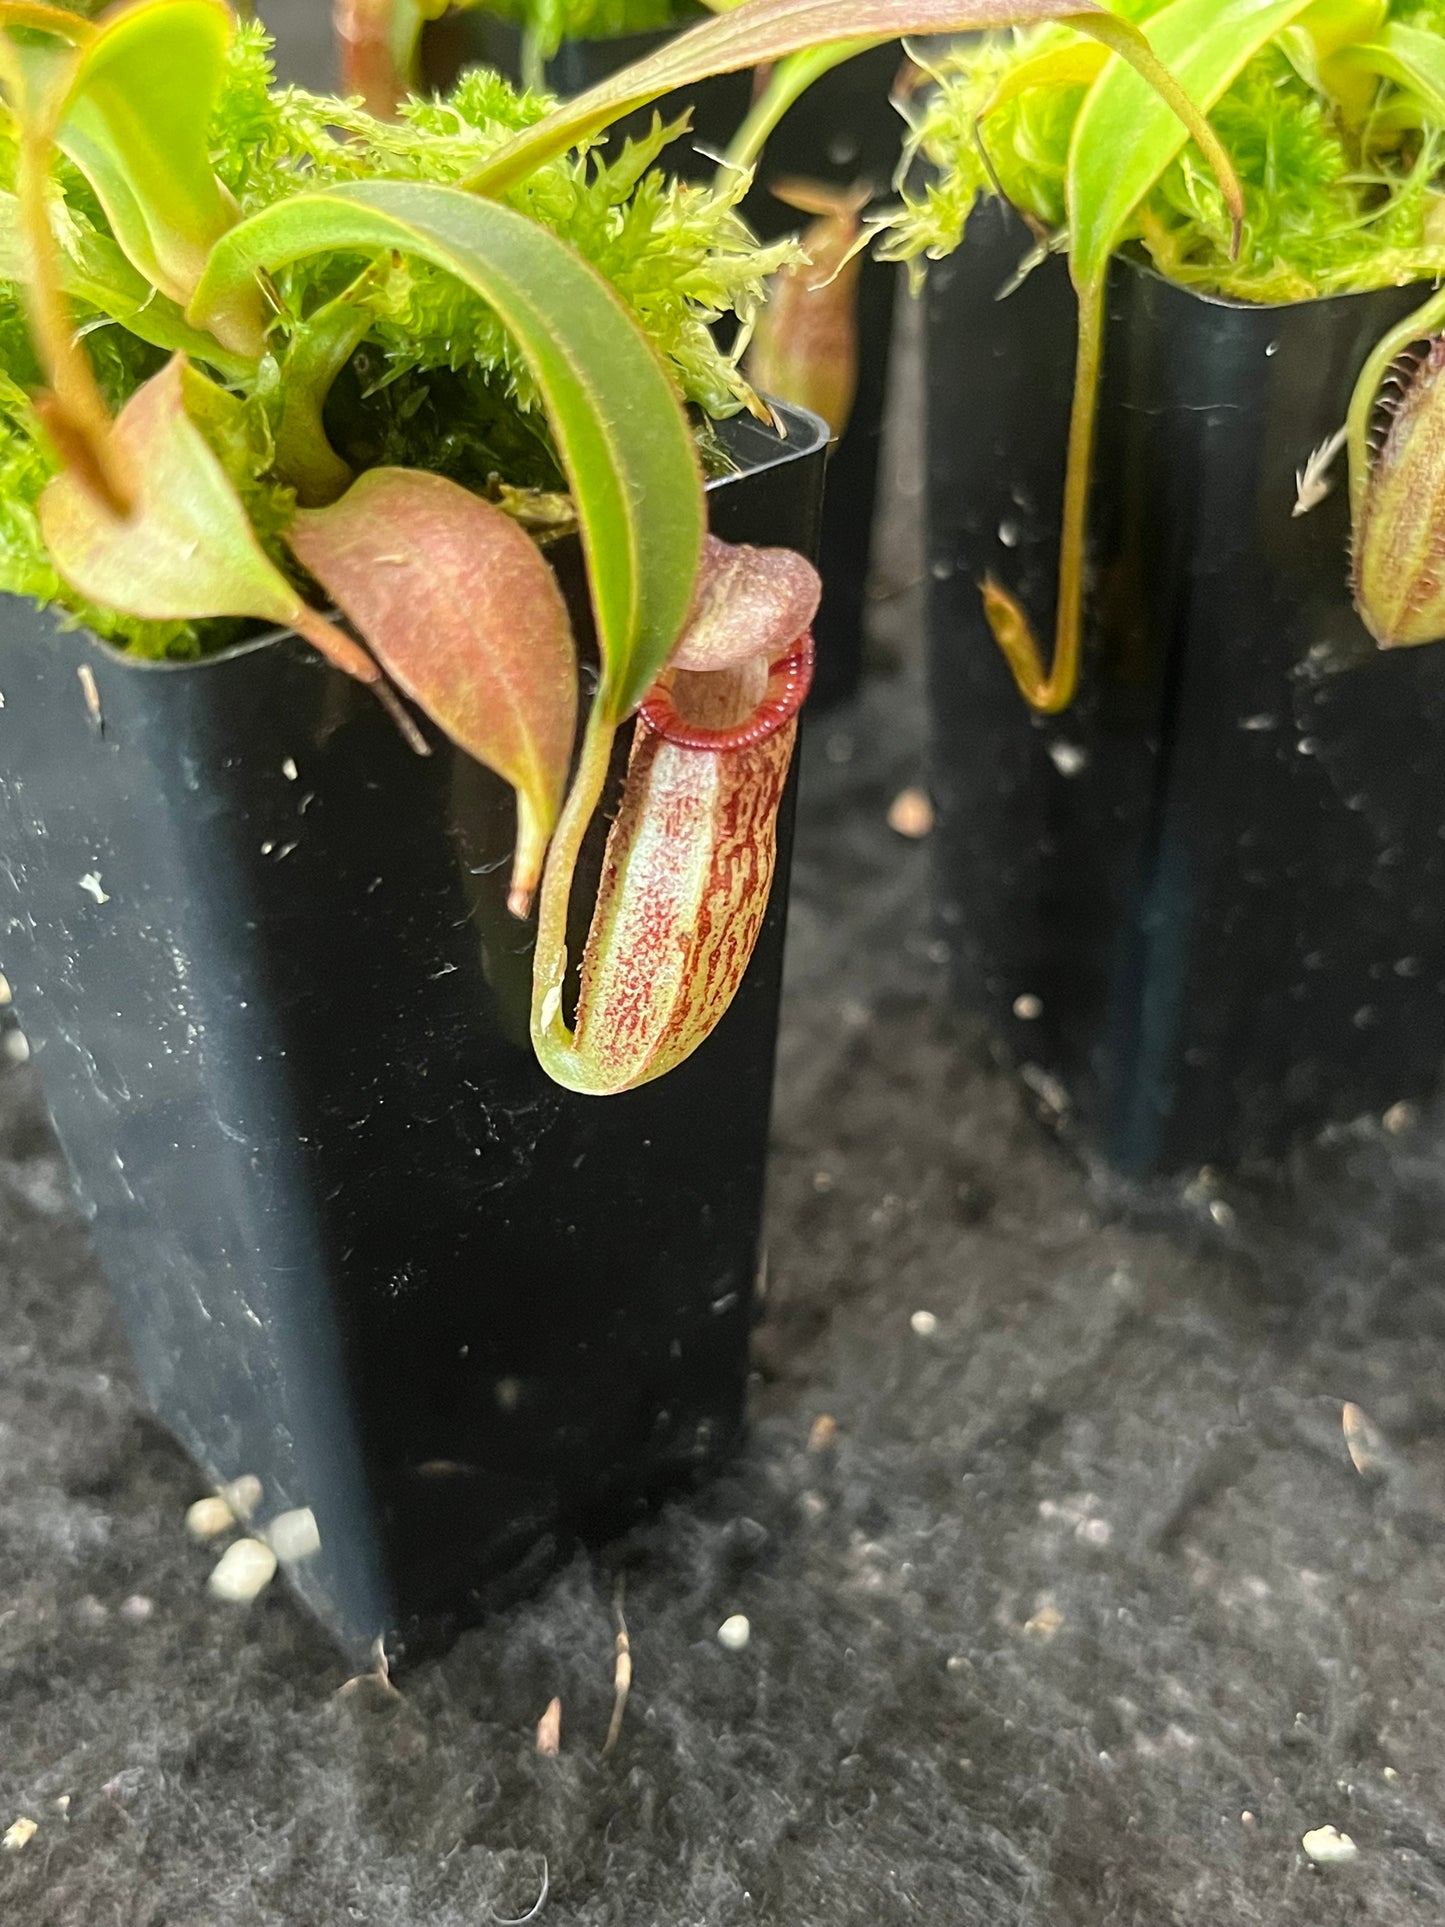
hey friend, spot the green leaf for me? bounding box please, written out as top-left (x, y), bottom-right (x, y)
top-left (1326, 21), bottom-right (1445, 124)
top-left (0, 189), bottom-right (252, 380)
top-left (190, 179), bottom-right (704, 723)
top-left (461, 0), bottom-right (1240, 212)
top-left (1066, 0), bottom-right (1320, 292)
top-left (51, 0), bottom-right (257, 347)
top-left (1281, 0), bottom-right (1384, 70)
top-left (289, 468), bottom-right (578, 915)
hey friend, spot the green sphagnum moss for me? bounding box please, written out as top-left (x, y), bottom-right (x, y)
top-left (0, 23), bottom-right (797, 658)
top-left (884, 0), bottom-right (1445, 304)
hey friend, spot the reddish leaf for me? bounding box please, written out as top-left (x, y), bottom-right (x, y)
top-left (37, 357), bottom-right (422, 740)
top-left (289, 467), bottom-right (578, 915)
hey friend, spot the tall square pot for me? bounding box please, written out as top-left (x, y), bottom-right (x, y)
top-left (926, 199), bottom-right (1442, 1176)
top-left (0, 403), bottom-right (827, 1661)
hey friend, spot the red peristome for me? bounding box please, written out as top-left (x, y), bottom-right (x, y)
top-left (639, 630), bottom-right (815, 751)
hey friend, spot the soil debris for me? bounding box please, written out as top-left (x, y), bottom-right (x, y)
top-left (717, 1614), bottom-right (751, 1651)
top-left (1302, 1825), bottom-right (1358, 1865)
top-left (207, 1538), bottom-right (277, 1603)
top-left (887, 786), bottom-right (933, 838)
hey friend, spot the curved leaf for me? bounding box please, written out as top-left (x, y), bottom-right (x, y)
top-left (36, 356), bottom-right (405, 695)
top-left (38, 356), bottom-right (314, 626)
top-left (1327, 21), bottom-right (1445, 123)
top-left (189, 179), bottom-right (704, 723)
top-left (462, 0), bottom-right (1239, 209)
top-left (987, 37), bottom-right (1107, 108)
top-left (1067, 0), bottom-right (1319, 291)
top-left (54, 0), bottom-right (257, 348)
top-left (0, 27), bottom-right (129, 513)
top-left (0, 188), bottom-right (252, 379)
top-left (290, 468), bottom-right (578, 914)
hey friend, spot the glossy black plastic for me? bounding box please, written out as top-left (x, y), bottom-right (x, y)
top-left (926, 199), bottom-right (1445, 1176)
top-left (0, 403), bottom-right (827, 1661)
top-left (424, 20), bottom-right (904, 708)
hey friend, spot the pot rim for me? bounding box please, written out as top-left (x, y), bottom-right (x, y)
top-left (26, 396), bottom-right (830, 680)
top-left (1114, 239), bottom-right (1433, 316)
top-left (964, 198), bottom-right (1435, 318)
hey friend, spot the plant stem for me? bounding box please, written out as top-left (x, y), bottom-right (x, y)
top-left (1347, 280), bottom-right (1445, 521)
top-left (1, 43), bottom-right (131, 517)
top-left (273, 275), bottom-right (379, 506)
top-left (520, 28), bottom-right (547, 98)
top-left (332, 0), bottom-right (409, 116)
top-left (981, 272), bottom-right (1104, 715)
top-left (530, 701), bottom-right (617, 1038)
top-left (721, 42), bottom-right (877, 176)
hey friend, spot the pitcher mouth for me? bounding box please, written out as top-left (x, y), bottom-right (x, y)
top-left (638, 630), bottom-right (816, 752)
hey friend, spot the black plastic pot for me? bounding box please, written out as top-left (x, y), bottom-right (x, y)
top-left (0, 402), bottom-right (827, 1662)
top-left (424, 18), bottom-right (904, 709)
top-left (926, 198), bottom-right (1445, 1177)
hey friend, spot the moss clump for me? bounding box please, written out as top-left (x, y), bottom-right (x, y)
top-left (0, 24), bottom-right (795, 656)
top-left (884, 0), bottom-right (1445, 302)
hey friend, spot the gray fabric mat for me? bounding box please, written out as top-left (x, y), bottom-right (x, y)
top-left (7, 628), bottom-right (1445, 1925)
